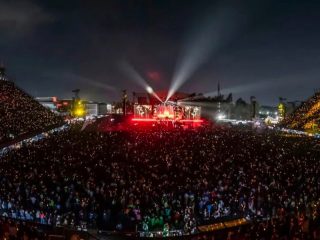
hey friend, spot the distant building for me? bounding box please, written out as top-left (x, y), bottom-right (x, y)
top-left (36, 97), bottom-right (111, 117)
top-left (86, 102), bottom-right (99, 116)
top-left (98, 103), bottom-right (110, 115)
top-left (35, 97), bottom-right (60, 113)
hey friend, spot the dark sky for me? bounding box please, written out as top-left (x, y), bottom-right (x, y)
top-left (1, 0), bottom-right (320, 105)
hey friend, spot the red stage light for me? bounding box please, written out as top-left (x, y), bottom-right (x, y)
top-left (131, 118), bottom-right (203, 123)
top-left (132, 118), bottom-right (157, 122)
top-left (180, 119), bottom-right (203, 123)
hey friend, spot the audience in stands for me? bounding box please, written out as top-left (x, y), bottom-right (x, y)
top-left (282, 91), bottom-right (320, 130)
top-left (0, 81), bottom-right (63, 144)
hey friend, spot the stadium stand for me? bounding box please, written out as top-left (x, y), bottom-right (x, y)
top-left (281, 91), bottom-right (320, 132)
top-left (0, 77), bottom-right (63, 145)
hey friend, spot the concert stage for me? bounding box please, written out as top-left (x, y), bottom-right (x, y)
top-left (132, 91), bottom-right (203, 128)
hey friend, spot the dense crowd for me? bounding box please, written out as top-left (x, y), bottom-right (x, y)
top-left (0, 123), bottom-right (320, 239)
top-left (0, 81), bottom-right (63, 144)
top-left (282, 91), bottom-right (320, 130)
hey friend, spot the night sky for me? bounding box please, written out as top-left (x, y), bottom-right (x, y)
top-left (1, 0), bottom-right (320, 105)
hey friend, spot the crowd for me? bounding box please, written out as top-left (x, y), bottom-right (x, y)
top-left (282, 91), bottom-right (320, 130)
top-left (0, 123), bottom-right (320, 239)
top-left (0, 81), bottom-right (63, 144)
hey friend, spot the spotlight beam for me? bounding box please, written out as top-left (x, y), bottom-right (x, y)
top-left (119, 61), bottom-right (163, 103)
top-left (120, 61), bottom-right (148, 89)
top-left (167, 2), bottom-right (253, 101)
top-left (146, 86), bottom-right (163, 103)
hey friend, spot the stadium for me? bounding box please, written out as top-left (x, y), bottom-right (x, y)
top-left (1, 65), bottom-right (320, 240)
top-left (2, 1), bottom-right (320, 239)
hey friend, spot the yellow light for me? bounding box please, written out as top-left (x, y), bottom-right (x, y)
top-left (74, 108), bottom-right (85, 117)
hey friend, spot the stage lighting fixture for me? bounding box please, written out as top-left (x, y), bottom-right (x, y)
top-left (216, 113), bottom-right (226, 120)
top-left (146, 86), bottom-right (154, 94)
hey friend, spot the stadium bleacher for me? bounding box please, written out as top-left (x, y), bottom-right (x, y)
top-left (282, 91), bottom-right (320, 131)
top-left (0, 78), bottom-right (63, 145)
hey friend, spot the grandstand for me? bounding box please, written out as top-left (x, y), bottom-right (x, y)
top-left (281, 91), bottom-right (320, 132)
top-left (0, 68), bottom-right (63, 145)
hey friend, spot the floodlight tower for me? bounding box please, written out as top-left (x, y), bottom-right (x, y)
top-left (71, 89), bottom-right (86, 118)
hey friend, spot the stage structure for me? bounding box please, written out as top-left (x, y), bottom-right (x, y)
top-left (132, 91), bottom-right (203, 125)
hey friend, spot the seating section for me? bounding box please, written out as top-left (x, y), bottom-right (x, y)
top-left (0, 80), bottom-right (63, 144)
top-left (282, 91), bottom-right (320, 131)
